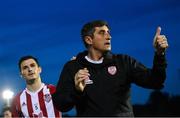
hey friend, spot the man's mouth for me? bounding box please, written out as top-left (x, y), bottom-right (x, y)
top-left (105, 42), bottom-right (111, 45)
top-left (28, 73), bottom-right (34, 76)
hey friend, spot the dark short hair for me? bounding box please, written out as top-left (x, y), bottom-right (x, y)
top-left (81, 20), bottom-right (109, 48)
top-left (2, 106), bottom-right (11, 113)
top-left (18, 55), bottom-right (40, 71)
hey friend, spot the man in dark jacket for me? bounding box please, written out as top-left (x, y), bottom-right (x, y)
top-left (52, 20), bottom-right (168, 116)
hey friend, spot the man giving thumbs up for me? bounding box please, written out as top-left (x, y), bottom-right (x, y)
top-left (53, 20), bottom-right (168, 117)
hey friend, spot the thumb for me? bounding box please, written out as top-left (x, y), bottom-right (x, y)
top-left (84, 68), bottom-right (88, 71)
top-left (155, 26), bottom-right (161, 37)
top-left (153, 26), bottom-right (161, 48)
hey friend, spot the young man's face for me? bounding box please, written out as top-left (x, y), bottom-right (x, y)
top-left (89, 25), bottom-right (112, 52)
top-left (20, 59), bottom-right (41, 84)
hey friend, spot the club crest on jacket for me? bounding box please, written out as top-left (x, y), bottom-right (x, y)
top-left (108, 66), bottom-right (117, 75)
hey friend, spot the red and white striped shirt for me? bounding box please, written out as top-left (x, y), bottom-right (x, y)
top-left (11, 83), bottom-right (61, 117)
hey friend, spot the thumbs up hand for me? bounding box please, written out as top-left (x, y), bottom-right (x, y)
top-left (153, 27), bottom-right (169, 55)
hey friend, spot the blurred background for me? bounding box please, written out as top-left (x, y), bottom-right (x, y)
top-left (0, 0), bottom-right (180, 116)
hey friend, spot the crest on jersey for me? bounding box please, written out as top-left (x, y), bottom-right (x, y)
top-left (33, 111), bottom-right (43, 117)
top-left (44, 94), bottom-right (51, 103)
top-left (108, 66), bottom-right (117, 75)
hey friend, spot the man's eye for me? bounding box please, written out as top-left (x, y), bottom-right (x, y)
top-left (30, 64), bottom-right (36, 67)
top-left (99, 31), bottom-right (105, 35)
top-left (23, 66), bottom-right (28, 70)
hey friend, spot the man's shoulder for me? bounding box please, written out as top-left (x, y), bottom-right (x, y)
top-left (46, 84), bottom-right (56, 89)
top-left (113, 53), bottom-right (131, 59)
top-left (63, 59), bottom-right (80, 69)
top-left (46, 84), bottom-right (56, 94)
top-left (12, 90), bottom-right (24, 102)
top-left (111, 53), bottom-right (138, 65)
top-left (16, 89), bottom-right (25, 96)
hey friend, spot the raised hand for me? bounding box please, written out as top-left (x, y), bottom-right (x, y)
top-left (153, 27), bottom-right (169, 55)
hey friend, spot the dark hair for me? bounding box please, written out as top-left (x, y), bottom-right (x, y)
top-left (2, 106), bottom-right (11, 113)
top-left (81, 20), bottom-right (109, 48)
top-left (18, 55), bottom-right (40, 71)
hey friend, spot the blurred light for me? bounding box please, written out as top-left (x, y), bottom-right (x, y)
top-left (2, 89), bottom-right (14, 100)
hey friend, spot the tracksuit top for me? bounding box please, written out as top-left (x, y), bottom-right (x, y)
top-left (52, 51), bottom-right (167, 117)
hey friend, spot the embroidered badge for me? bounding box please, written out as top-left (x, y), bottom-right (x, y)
top-left (108, 66), bottom-right (117, 75)
top-left (44, 94), bottom-right (51, 103)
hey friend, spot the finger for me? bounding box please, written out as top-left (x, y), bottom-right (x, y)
top-left (83, 68), bottom-right (89, 72)
top-left (76, 74), bottom-right (89, 80)
top-left (162, 35), bottom-right (167, 41)
top-left (76, 77), bottom-right (86, 84)
top-left (158, 41), bottom-right (168, 49)
top-left (79, 69), bottom-right (90, 76)
top-left (71, 56), bottom-right (76, 60)
top-left (155, 26), bottom-right (161, 37)
top-left (79, 68), bottom-right (89, 72)
top-left (75, 73), bottom-right (85, 82)
top-left (157, 35), bottom-right (166, 39)
top-left (160, 44), bottom-right (168, 48)
top-left (153, 27), bottom-right (161, 47)
top-left (160, 41), bottom-right (168, 46)
top-left (157, 35), bottom-right (167, 43)
top-left (78, 71), bottom-right (90, 77)
top-left (75, 70), bottom-right (89, 80)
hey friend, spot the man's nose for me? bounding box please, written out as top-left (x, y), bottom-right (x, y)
top-left (106, 33), bottom-right (111, 40)
top-left (108, 34), bottom-right (112, 39)
top-left (28, 67), bottom-right (33, 72)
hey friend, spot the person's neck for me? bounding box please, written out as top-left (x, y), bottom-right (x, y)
top-left (87, 48), bottom-right (104, 61)
top-left (26, 77), bottom-right (42, 92)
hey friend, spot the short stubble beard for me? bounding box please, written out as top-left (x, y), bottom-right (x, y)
top-left (26, 79), bottom-right (36, 85)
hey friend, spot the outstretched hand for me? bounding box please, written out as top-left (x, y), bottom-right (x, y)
top-left (153, 27), bottom-right (169, 55)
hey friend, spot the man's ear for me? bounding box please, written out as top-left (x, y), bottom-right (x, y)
top-left (38, 67), bottom-right (42, 73)
top-left (85, 36), bottom-right (93, 45)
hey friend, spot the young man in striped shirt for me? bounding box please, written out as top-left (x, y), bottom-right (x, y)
top-left (11, 56), bottom-right (61, 117)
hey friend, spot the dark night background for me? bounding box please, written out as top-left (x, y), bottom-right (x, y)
top-left (0, 0), bottom-right (180, 116)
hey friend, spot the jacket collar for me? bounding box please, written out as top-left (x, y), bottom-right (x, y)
top-left (76, 50), bottom-right (115, 68)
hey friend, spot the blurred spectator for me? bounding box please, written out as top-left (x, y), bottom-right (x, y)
top-left (2, 106), bottom-right (12, 118)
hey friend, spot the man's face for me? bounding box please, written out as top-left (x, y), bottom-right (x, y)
top-left (20, 59), bottom-right (41, 84)
top-left (89, 25), bottom-right (111, 52)
top-left (3, 110), bottom-right (12, 118)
